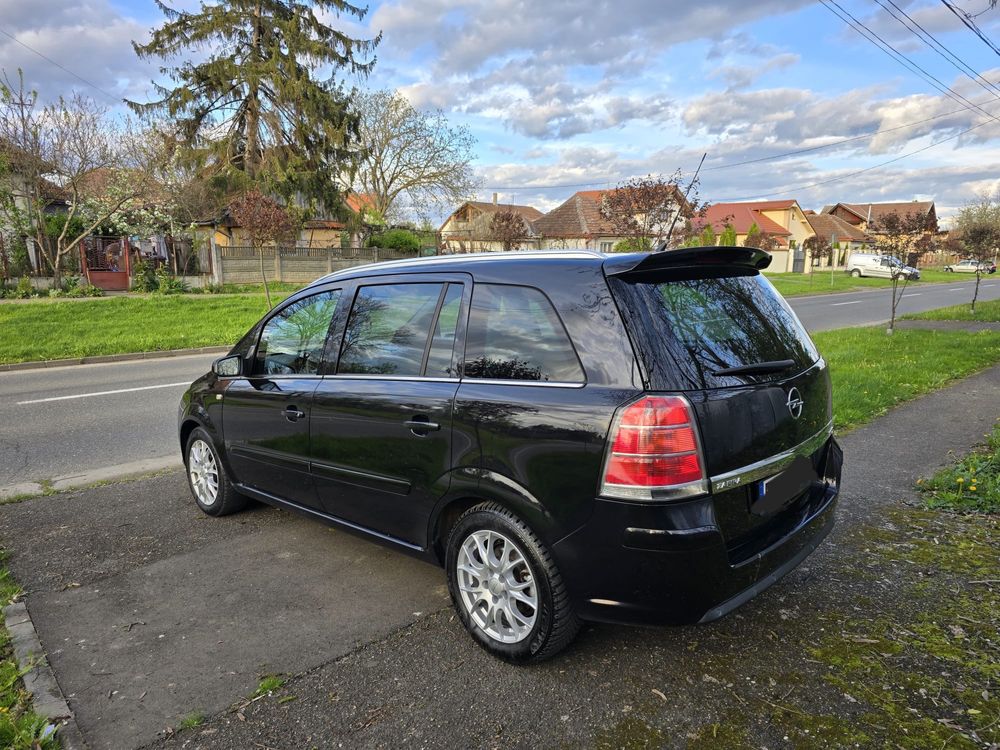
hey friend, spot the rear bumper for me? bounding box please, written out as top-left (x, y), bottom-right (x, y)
top-left (553, 438), bottom-right (842, 626)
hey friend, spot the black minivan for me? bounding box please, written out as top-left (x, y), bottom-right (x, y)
top-left (178, 247), bottom-right (842, 662)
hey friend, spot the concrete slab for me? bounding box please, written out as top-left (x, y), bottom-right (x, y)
top-left (27, 520), bottom-right (448, 749)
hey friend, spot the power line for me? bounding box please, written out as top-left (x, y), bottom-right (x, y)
top-left (940, 0), bottom-right (1000, 56)
top-left (820, 0), bottom-right (1000, 124)
top-left (875, 0), bottom-right (1000, 99)
top-left (0, 27), bottom-right (123, 103)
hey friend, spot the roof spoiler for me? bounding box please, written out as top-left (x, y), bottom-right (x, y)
top-left (603, 245), bottom-right (772, 277)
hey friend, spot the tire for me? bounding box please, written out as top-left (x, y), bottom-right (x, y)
top-left (445, 502), bottom-right (580, 663)
top-left (184, 427), bottom-right (247, 517)
top-left (945, 267), bottom-right (953, 272)
top-left (850, 268), bottom-right (862, 278)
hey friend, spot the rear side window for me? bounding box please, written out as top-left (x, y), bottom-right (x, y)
top-left (255, 290), bottom-right (341, 376)
top-left (339, 283), bottom-right (453, 377)
top-left (463, 284), bottom-right (584, 383)
top-left (609, 273), bottom-right (818, 390)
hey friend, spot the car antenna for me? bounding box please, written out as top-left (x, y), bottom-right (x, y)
top-left (660, 152), bottom-right (707, 253)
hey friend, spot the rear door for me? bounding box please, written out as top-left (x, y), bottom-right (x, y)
top-left (309, 274), bottom-right (469, 546)
top-left (223, 288), bottom-right (342, 510)
top-left (607, 269), bottom-right (832, 552)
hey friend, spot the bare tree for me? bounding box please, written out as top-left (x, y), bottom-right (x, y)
top-left (489, 209), bottom-right (526, 251)
top-left (866, 210), bottom-right (929, 333)
top-left (229, 189), bottom-right (294, 309)
top-left (351, 89), bottom-right (479, 223)
top-left (0, 70), bottom-right (157, 283)
top-left (953, 192), bottom-right (1000, 313)
top-left (600, 172), bottom-right (696, 251)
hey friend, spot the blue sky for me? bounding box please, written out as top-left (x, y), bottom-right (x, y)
top-left (5, 0), bottom-right (1000, 223)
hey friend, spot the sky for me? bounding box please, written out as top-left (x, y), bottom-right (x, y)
top-left (3, 0), bottom-right (1000, 225)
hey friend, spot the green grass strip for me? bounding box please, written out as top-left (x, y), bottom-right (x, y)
top-left (815, 327), bottom-right (1000, 432)
top-left (917, 423), bottom-right (1000, 513)
top-left (903, 297), bottom-right (1000, 322)
top-left (0, 295), bottom-right (281, 365)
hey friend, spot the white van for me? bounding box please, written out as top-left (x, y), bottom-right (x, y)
top-left (846, 253), bottom-right (920, 280)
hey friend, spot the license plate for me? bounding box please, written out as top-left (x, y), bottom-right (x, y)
top-left (752, 456), bottom-right (816, 516)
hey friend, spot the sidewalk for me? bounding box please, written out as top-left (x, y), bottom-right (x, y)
top-left (1, 364), bottom-right (998, 749)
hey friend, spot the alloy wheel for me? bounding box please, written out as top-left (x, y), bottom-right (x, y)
top-left (456, 529), bottom-right (538, 644)
top-left (188, 439), bottom-right (219, 506)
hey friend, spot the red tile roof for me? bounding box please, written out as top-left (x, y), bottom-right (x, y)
top-left (696, 203), bottom-right (791, 237)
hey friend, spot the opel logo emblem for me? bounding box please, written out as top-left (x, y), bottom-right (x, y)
top-left (786, 387), bottom-right (804, 419)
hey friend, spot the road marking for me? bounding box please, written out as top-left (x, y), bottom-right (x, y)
top-left (17, 382), bottom-right (190, 405)
top-left (985, 284), bottom-right (996, 288)
top-left (949, 287), bottom-right (965, 291)
top-left (906, 293), bottom-right (921, 297)
top-left (830, 300), bottom-right (863, 306)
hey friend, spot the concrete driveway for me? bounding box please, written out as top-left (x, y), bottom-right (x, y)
top-left (0, 363), bottom-right (998, 749)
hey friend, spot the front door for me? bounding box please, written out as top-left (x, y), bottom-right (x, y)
top-left (310, 278), bottom-right (468, 545)
top-left (223, 289), bottom-right (342, 510)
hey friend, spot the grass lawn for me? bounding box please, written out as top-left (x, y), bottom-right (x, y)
top-left (903, 297), bottom-right (1000, 322)
top-left (0, 295), bottom-right (281, 365)
top-left (765, 268), bottom-right (958, 297)
top-left (814, 326), bottom-right (1000, 431)
top-left (918, 423), bottom-right (1000, 513)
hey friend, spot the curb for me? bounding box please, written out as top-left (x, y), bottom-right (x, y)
top-left (0, 456), bottom-right (183, 502)
top-left (0, 346), bottom-right (230, 373)
top-left (3, 602), bottom-right (88, 749)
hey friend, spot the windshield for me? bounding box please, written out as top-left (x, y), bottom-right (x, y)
top-left (608, 272), bottom-right (820, 390)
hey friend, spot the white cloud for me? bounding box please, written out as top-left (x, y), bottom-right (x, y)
top-left (0, 0), bottom-right (155, 105)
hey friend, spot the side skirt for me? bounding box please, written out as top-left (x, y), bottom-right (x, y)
top-left (234, 483), bottom-right (435, 562)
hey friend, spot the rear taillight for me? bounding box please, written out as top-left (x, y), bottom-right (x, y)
top-left (600, 395), bottom-right (708, 501)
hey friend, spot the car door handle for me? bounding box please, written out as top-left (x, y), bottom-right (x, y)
top-left (404, 418), bottom-right (440, 434)
top-left (283, 406), bottom-right (306, 422)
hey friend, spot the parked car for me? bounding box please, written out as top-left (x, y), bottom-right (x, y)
top-left (178, 247), bottom-right (843, 662)
top-left (944, 258), bottom-right (997, 274)
top-left (846, 253), bottom-right (920, 280)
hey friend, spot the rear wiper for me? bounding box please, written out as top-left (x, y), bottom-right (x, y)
top-left (712, 359), bottom-right (796, 377)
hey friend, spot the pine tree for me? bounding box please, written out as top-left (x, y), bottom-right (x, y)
top-left (699, 224), bottom-right (717, 246)
top-left (719, 223), bottom-right (737, 246)
top-left (129, 1), bottom-right (380, 212)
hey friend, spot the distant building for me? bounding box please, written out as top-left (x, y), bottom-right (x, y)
top-left (439, 195), bottom-right (543, 253)
top-left (697, 199), bottom-right (814, 272)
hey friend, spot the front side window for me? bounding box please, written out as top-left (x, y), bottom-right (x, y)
top-left (339, 283), bottom-right (452, 376)
top-left (255, 290), bottom-right (341, 376)
top-left (463, 284), bottom-right (584, 383)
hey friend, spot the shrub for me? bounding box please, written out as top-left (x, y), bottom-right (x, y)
top-left (154, 265), bottom-right (189, 294)
top-left (612, 237), bottom-right (652, 253)
top-left (131, 259), bottom-right (158, 293)
top-left (13, 277), bottom-right (36, 299)
top-left (367, 229), bottom-right (421, 252)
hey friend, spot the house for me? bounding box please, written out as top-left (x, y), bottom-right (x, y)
top-left (803, 210), bottom-right (872, 266)
top-left (820, 201), bottom-right (938, 234)
top-left (696, 200), bottom-right (815, 272)
top-left (439, 195), bottom-right (543, 253)
top-left (531, 186), bottom-right (690, 252)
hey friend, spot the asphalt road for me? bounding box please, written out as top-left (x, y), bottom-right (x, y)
top-left (0, 276), bottom-right (998, 489)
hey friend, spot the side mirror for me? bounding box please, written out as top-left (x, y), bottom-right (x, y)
top-left (212, 354), bottom-right (243, 378)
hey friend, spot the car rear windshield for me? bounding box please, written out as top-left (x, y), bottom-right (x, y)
top-left (608, 271), bottom-right (819, 390)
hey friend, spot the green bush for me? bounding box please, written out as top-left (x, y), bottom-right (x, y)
top-left (131, 259), bottom-right (158, 293)
top-left (612, 237), bottom-right (652, 253)
top-left (367, 229), bottom-right (421, 252)
top-left (7, 237), bottom-right (31, 277)
top-left (13, 277), bottom-right (36, 299)
top-left (154, 266), bottom-right (189, 295)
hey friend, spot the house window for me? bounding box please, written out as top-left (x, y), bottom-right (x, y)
top-left (599, 241), bottom-right (613, 252)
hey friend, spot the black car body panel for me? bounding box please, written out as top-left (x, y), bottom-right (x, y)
top-left (178, 248), bottom-right (842, 628)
